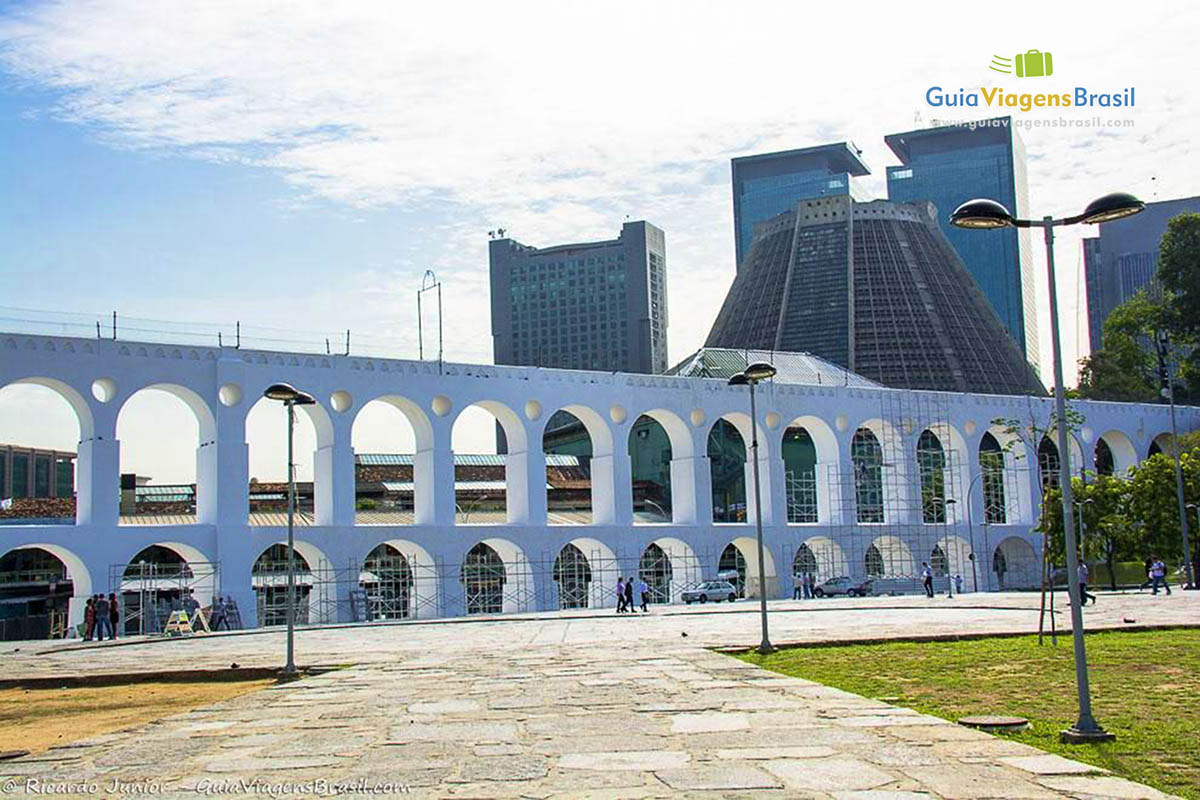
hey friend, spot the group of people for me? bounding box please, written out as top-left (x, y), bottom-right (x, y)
top-left (792, 571), bottom-right (817, 599)
top-left (615, 576), bottom-right (649, 613)
top-left (82, 593), bottom-right (120, 641)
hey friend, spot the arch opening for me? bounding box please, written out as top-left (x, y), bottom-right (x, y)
top-left (639, 537), bottom-right (701, 604)
top-left (359, 543), bottom-right (413, 620)
top-left (980, 432), bottom-right (1007, 525)
top-left (452, 402), bottom-right (525, 524)
top-left (459, 538), bottom-right (533, 614)
top-left (0, 546), bottom-right (77, 640)
top-left (852, 427), bottom-right (884, 523)
top-left (917, 429), bottom-right (947, 524)
top-left (246, 396), bottom-right (319, 526)
top-left (0, 382), bottom-right (83, 525)
top-left (119, 543), bottom-right (218, 635)
top-left (543, 409), bottom-right (593, 525)
top-left (992, 536), bottom-right (1039, 590)
top-left (351, 396), bottom-right (427, 526)
top-left (709, 419), bottom-right (746, 523)
top-left (629, 414), bottom-right (673, 524)
top-left (251, 541), bottom-right (334, 627)
top-left (783, 425), bottom-right (818, 523)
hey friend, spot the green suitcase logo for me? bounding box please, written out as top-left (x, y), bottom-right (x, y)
top-left (1015, 49), bottom-right (1053, 78)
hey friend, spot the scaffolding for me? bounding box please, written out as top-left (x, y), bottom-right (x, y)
top-left (111, 560), bottom-right (220, 635)
top-left (251, 552), bottom-right (340, 627)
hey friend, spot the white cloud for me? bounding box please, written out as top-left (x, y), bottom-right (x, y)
top-left (1, 1), bottom-right (1197, 465)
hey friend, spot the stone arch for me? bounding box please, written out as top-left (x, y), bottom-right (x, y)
top-left (0, 543), bottom-right (91, 632)
top-left (868, 534), bottom-right (915, 579)
top-left (559, 537), bottom-right (618, 609)
top-left (916, 429), bottom-right (947, 524)
top-left (252, 539), bottom-right (334, 627)
top-left (351, 394), bottom-right (434, 526)
top-left (708, 418), bottom-right (747, 523)
top-left (639, 536), bottom-right (701, 604)
top-left (358, 538), bottom-right (439, 620)
top-left (451, 400), bottom-right (527, 524)
top-left (2, 377), bottom-right (94, 440)
top-left (800, 536), bottom-right (847, 580)
top-left (925, 423), bottom-right (970, 523)
top-left (782, 415), bottom-right (839, 524)
top-left (542, 404), bottom-right (614, 525)
top-left (119, 541), bottom-right (218, 634)
top-left (718, 536), bottom-right (778, 599)
top-left (628, 413), bottom-right (680, 524)
top-left (852, 427), bottom-right (885, 523)
top-left (1148, 432), bottom-right (1173, 458)
top-left (1096, 430), bottom-right (1137, 476)
top-left (992, 536), bottom-right (1039, 590)
top-left (116, 384), bottom-right (217, 524)
top-left (979, 431), bottom-right (1009, 525)
top-left (934, 535), bottom-right (973, 588)
top-left (460, 537), bottom-right (534, 615)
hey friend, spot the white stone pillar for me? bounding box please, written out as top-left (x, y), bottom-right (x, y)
top-left (76, 436), bottom-right (119, 526)
top-left (505, 448), bottom-right (546, 525)
top-left (668, 456), bottom-right (700, 524)
top-left (590, 451), bottom-right (632, 526)
top-left (314, 423), bottom-right (355, 527)
top-left (416, 424), bottom-right (455, 526)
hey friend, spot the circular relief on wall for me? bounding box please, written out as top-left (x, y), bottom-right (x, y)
top-left (431, 395), bottom-right (452, 417)
top-left (690, 408), bottom-right (706, 427)
top-left (765, 411), bottom-right (781, 430)
top-left (218, 383), bottom-right (243, 407)
top-left (609, 405), bottom-right (627, 424)
top-left (524, 400), bottom-right (542, 420)
top-left (91, 378), bottom-right (117, 403)
top-left (330, 390), bottom-right (353, 413)
top-left (835, 414), bottom-right (848, 432)
top-left (964, 420), bottom-right (978, 435)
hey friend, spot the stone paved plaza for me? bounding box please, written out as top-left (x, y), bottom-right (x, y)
top-left (2, 591), bottom-right (1195, 798)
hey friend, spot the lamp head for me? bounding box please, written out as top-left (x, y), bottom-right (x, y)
top-left (727, 373), bottom-right (750, 387)
top-left (263, 383), bottom-right (317, 405)
top-left (950, 198), bottom-right (1015, 229)
top-left (1080, 192), bottom-right (1144, 225)
top-left (744, 361), bottom-right (778, 382)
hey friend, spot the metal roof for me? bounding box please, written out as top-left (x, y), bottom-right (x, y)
top-left (380, 480), bottom-right (542, 493)
top-left (666, 348), bottom-right (881, 389)
top-left (357, 453), bottom-right (581, 467)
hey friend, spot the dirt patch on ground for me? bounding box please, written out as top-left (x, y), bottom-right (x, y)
top-left (0, 679), bottom-right (272, 756)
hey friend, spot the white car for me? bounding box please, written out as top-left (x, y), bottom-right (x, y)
top-left (681, 580), bottom-right (738, 604)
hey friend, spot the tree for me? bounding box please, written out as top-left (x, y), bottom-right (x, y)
top-left (1077, 292), bottom-right (1168, 403)
top-left (1039, 474), bottom-right (1136, 590)
top-left (1126, 449), bottom-right (1200, 578)
top-left (1158, 213), bottom-right (1200, 339)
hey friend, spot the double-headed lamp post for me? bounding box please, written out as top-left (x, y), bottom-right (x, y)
top-left (728, 361), bottom-right (777, 656)
top-left (951, 191), bottom-right (1144, 743)
top-left (262, 383), bottom-right (316, 680)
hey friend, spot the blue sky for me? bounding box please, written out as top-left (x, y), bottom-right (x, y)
top-left (1, 1), bottom-right (1196, 482)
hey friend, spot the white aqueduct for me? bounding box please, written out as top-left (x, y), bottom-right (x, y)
top-left (3, 331), bottom-right (1195, 629)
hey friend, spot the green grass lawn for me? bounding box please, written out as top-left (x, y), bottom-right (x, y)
top-left (739, 629), bottom-right (1200, 799)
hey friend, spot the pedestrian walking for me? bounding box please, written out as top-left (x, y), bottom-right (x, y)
top-left (211, 596), bottom-right (228, 631)
top-left (805, 572), bottom-right (815, 599)
top-left (638, 578), bottom-right (649, 613)
top-left (1077, 562), bottom-right (1096, 605)
top-left (615, 577), bottom-right (626, 613)
top-left (1149, 556), bottom-right (1172, 595)
top-left (921, 562), bottom-right (934, 598)
top-left (954, 573), bottom-right (964, 594)
top-left (1140, 557), bottom-right (1154, 590)
top-left (83, 596), bottom-right (96, 641)
top-left (108, 592), bottom-right (120, 638)
top-left (94, 593), bottom-right (112, 641)
top-left (793, 577), bottom-right (803, 600)
top-left (624, 577), bottom-right (635, 613)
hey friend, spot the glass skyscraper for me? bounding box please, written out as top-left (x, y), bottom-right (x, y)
top-left (885, 118), bottom-right (1038, 366)
top-left (489, 221), bottom-right (668, 374)
top-left (1082, 194), bottom-right (1200, 352)
top-left (731, 143), bottom-right (870, 269)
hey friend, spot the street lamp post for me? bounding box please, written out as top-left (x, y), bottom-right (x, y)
top-left (960, 471), bottom-right (987, 593)
top-left (952, 192), bottom-right (1143, 743)
top-left (729, 361), bottom-right (778, 655)
top-left (262, 383), bottom-right (316, 680)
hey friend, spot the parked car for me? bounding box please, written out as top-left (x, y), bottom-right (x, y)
top-left (812, 576), bottom-right (873, 598)
top-left (682, 580), bottom-right (738, 604)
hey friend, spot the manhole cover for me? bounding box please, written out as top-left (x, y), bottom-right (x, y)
top-left (958, 715), bottom-right (1029, 731)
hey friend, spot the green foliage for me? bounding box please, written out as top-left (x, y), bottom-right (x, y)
top-left (1038, 473), bottom-right (1136, 568)
top-left (1126, 450), bottom-right (1200, 562)
top-left (355, 498), bottom-right (378, 511)
top-left (1159, 212), bottom-right (1200, 339)
top-left (739, 630), bottom-right (1200, 798)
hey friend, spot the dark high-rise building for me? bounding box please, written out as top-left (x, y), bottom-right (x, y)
top-left (1082, 195), bottom-right (1200, 352)
top-left (705, 196), bottom-right (1044, 395)
top-left (885, 118), bottom-right (1038, 366)
top-left (731, 142), bottom-right (870, 269)
top-left (489, 221), bottom-right (667, 374)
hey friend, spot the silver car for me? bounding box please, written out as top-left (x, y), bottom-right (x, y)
top-left (682, 580), bottom-right (738, 604)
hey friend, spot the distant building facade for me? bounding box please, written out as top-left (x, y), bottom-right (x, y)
top-left (0, 443), bottom-right (74, 501)
top-left (1082, 195), bottom-right (1200, 352)
top-left (731, 143), bottom-right (870, 269)
top-left (704, 196), bottom-right (1044, 396)
top-left (885, 118), bottom-right (1038, 366)
top-left (489, 221), bottom-right (668, 375)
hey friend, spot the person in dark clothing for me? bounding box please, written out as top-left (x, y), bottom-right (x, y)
top-left (921, 562), bottom-right (934, 598)
top-left (108, 592), bottom-right (120, 638)
top-left (83, 596), bottom-right (96, 641)
top-left (94, 594), bottom-right (111, 640)
top-left (624, 577), bottom-right (635, 613)
top-left (615, 578), bottom-right (626, 613)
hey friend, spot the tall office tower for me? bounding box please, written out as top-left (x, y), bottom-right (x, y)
top-left (731, 142), bottom-right (870, 269)
top-left (1082, 194), bottom-right (1200, 352)
top-left (489, 221), bottom-right (668, 374)
top-left (704, 196), bottom-right (1044, 395)
top-left (885, 118), bottom-right (1039, 367)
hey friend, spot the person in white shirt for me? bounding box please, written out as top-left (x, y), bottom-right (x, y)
top-left (921, 562), bottom-right (934, 598)
top-left (1149, 556), bottom-right (1172, 595)
top-left (1077, 561), bottom-right (1096, 605)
